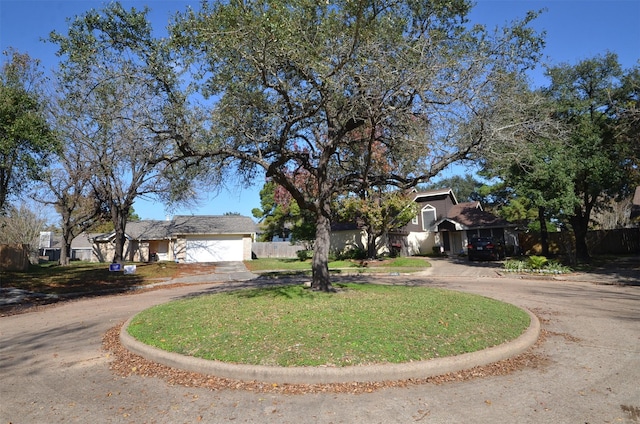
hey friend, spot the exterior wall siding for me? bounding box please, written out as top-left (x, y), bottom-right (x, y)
top-left (243, 236), bottom-right (253, 261)
top-left (408, 194), bottom-right (456, 232)
top-left (330, 229), bottom-right (366, 254)
top-left (72, 249), bottom-right (93, 261)
top-left (330, 229), bottom-right (390, 257)
top-left (406, 231), bottom-right (436, 255)
top-left (174, 238), bottom-right (186, 263)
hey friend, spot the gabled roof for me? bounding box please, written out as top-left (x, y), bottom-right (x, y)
top-left (40, 232), bottom-right (101, 249)
top-left (92, 221), bottom-right (172, 242)
top-left (125, 220), bottom-right (174, 240)
top-left (93, 215), bottom-right (257, 242)
top-left (92, 232), bottom-right (131, 242)
top-left (171, 215), bottom-right (257, 235)
top-left (71, 233), bottom-right (99, 249)
top-left (435, 201), bottom-right (511, 230)
top-left (412, 188), bottom-right (458, 205)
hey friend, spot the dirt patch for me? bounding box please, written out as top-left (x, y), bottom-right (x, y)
top-left (0, 282), bottom-right (208, 317)
top-left (621, 404), bottom-right (640, 422)
top-left (547, 331), bottom-right (582, 343)
top-left (0, 263), bottom-right (218, 317)
top-left (170, 263), bottom-right (219, 278)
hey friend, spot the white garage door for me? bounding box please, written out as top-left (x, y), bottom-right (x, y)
top-left (185, 235), bottom-right (244, 263)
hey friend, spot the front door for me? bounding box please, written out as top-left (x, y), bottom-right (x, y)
top-left (442, 232), bottom-right (451, 252)
top-left (450, 232), bottom-right (462, 255)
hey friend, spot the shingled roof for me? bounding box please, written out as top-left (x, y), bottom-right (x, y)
top-left (125, 220), bottom-right (174, 240)
top-left (439, 201), bottom-right (510, 229)
top-left (95, 215), bottom-right (257, 242)
top-left (413, 188), bottom-right (458, 204)
top-left (171, 215), bottom-right (257, 235)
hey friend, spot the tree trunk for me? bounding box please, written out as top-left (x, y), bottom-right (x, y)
top-left (59, 220), bottom-right (73, 266)
top-left (366, 228), bottom-right (377, 259)
top-left (59, 209), bottom-right (72, 266)
top-left (60, 238), bottom-right (71, 266)
top-left (112, 207), bottom-right (129, 264)
top-left (311, 212), bottom-right (333, 292)
top-left (570, 212), bottom-right (590, 264)
top-left (538, 206), bottom-right (549, 257)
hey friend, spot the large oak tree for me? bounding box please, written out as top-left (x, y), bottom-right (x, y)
top-left (543, 53), bottom-right (639, 263)
top-left (480, 53), bottom-right (640, 263)
top-left (49, 3), bottom-right (208, 263)
top-left (171, 0), bottom-right (546, 290)
top-left (35, 137), bottom-right (106, 266)
top-left (0, 50), bottom-right (57, 212)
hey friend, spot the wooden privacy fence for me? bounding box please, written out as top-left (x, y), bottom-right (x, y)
top-left (0, 244), bottom-right (30, 271)
top-left (519, 228), bottom-right (640, 256)
top-left (252, 242), bottom-right (304, 259)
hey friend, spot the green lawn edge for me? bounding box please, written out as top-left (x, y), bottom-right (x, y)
top-left (244, 257), bottom-right (432, 276)
top-left (127, 283), bottom-right (529, 367)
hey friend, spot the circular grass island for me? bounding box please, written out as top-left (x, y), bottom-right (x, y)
top-left (123, 283), bottom-right (537, 384)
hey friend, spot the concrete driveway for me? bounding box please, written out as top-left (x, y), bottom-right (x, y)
top-left (1, 260), bottom-right (639, 423)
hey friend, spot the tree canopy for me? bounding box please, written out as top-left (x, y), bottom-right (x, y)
top-left (480, 53), bottom-right (640, 262)
top-left (171, 0), bottom-right (546, 290)
top-left (339, 188), bottom-right (417, 258)
top-left (48, 3), bottom-right (209, 263)
top-left (421, 174), bottom-right (483, 203)
top-left (0, 201), bottom-right (48, 259)
top-left (543, 53), bottom-right (639, 262)
top-left (252, 180), bottom-right (316, 245)
top-left (0, 50), bottom-right (57, 212)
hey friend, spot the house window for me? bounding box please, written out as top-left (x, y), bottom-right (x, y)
top-left (412, 215), bottom-right (418, 225)
top-left (421, 205), bottom-right (437, 231)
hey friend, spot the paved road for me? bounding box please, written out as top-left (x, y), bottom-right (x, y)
top-left (1, 260), bottom-right (639, 423)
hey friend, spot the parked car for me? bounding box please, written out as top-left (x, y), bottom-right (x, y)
top-left (467, 236), bottom-right (505, 261)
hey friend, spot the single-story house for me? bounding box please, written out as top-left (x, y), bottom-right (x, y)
top-left (97, 215), bottom-right (256, 263)
top-left (330, 188), bottom-right (518, 257)
top-left (39, 231), bottom-right (95, 261)
top-left (42, 215), bottom-right (257, 263)
top-left (39, 231), bottom-right (62, 261)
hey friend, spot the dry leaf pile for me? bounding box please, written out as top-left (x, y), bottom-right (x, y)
top-left (102, 323), bottom-right (550, 395)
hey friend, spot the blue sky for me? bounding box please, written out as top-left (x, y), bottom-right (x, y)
top-left (2, 0), bottom-right (639, 221)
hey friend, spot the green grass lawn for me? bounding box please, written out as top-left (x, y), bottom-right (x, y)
top-left (127, 283), bottom-right (529, 367)
top-left (1, 261), bottom-right (196, 295)
top-left (244, 256), bottom-right (431, 274)
top-left (1, 257), bottom-right (430, 296)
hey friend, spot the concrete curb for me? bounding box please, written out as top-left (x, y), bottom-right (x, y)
top-left (120, 304), bottom-right (540, 385)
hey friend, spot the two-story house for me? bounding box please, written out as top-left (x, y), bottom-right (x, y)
top-left (403, 188), bottom-right (517, 256)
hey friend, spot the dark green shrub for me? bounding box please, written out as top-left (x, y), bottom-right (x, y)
top-left (337, 248), bottom-right (367, 260)
top-left (296, 250), bottom-right (313, 261)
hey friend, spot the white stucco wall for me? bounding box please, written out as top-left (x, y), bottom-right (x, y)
top-left (330, 229), bottom-right (366, 254)
top-left (243, 235), bottom-right (253, 261)
top-left (330, 229), bottom-right (390, 256)
top-left (406, 231), bottom-right (437, 255)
